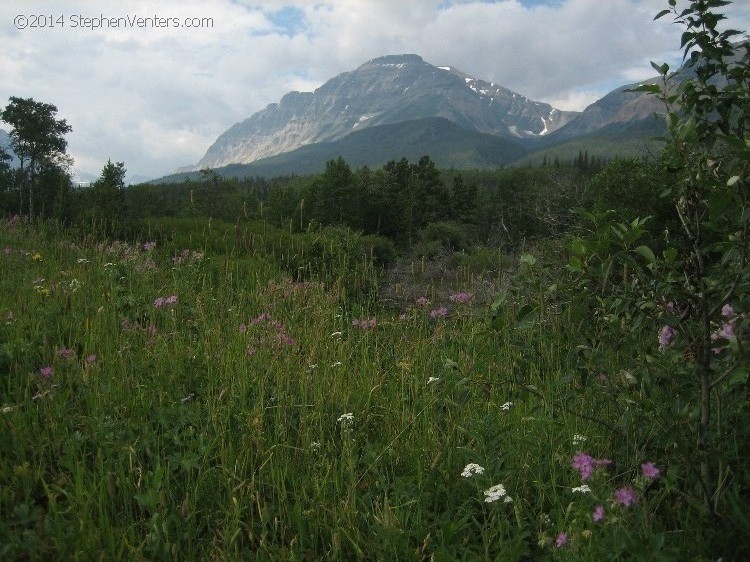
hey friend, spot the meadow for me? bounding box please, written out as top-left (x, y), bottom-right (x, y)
top-left (2, 214), bottom-right (732, 561)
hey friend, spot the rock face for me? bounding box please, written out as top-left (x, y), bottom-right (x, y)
top-left (189, 54), bottom-right (578, 170)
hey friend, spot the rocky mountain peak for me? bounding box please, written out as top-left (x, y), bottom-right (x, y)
top-left (185, 54), bottom-right (578, 171)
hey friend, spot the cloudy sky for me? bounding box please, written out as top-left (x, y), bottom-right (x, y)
top-left (1, 0), bottom-right (748, 182)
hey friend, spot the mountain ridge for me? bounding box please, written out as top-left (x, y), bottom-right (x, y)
top-left (183, 54), bottom-right (578, 172)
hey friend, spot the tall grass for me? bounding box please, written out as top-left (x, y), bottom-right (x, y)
top-left (0, 217), bottom-right (715, 560)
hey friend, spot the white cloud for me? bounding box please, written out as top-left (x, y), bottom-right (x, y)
top-left (1, 0), bottom-right (748, 180)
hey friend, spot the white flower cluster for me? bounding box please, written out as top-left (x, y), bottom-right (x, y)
top-left (484, 483), bottom-right (513, 503)
top-left (461, 463), bottom-right (485, 478)
top-left (337, 412), bottom-right (354, 424)
top-left (572, 434), bottom-right (587, 445)
top-left (501, 401), bottom-right (514, 411)
top-left (572, 484), bottom-right (592, 494)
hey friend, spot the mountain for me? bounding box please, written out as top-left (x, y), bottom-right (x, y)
top-left (184, 54), bottom-right (577, 171)
top-left (0, 129), bottom-right (20, 168)
top-left (158, 116), bottom-right (530, 182)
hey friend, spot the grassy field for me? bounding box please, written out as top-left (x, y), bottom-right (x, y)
top-left (0, 217), bottom-right (720, 560)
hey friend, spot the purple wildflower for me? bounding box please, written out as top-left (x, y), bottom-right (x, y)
top-left (143, 241), bottom-right (156, 251)
top-left (449, 292), bottom-right (474, 304)
top-left (153, 297), bottom-right (165, 308)
top-left (658, 325), bottom-right (675, 351)
top-left (614, 486), bottom-right (638, 507)
top-left (165, 295), bottom-right (178, 306)
top-left (721, 304), bottom-right (735, 318)
top-left (429, 306), bottom-right (449, 318)
top-left (572, 452), bottom-right (611, 480)
top-left (555, 532), bottom-right (568, 548)
top-left (58, 347), bottom-right (75, 359)
top-left (39, 366), bottom-right (53, 378)
top-left (416, 296), bottom-right (429, 307)
top-left (641, 462), bottom-right (660, 480)
top-left (593, 505), bottom-right (605, 522)
top-left (239, 323), bottom-right (247, 334)
top-left (86, 354), bottom-right (97, 364)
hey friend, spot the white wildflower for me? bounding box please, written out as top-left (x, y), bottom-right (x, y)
top-left (484, 483), bottom-right (510, 503)
top-left (337, 412), bottom-right (354, 424)
top-left (501, 401), bottom-right (514, 411)
top-left (331, 361), bottom-right (342, 367)
top-left (427, 376), bottom-right (440, 384)
top-left (311, 441), bottom-right (321, 453)
top-left (572, 484), bottom-right (592, 494)
top-left (572, 434), bottom-right (587, 445)
top-left (461, 463), bottom-right (485, 478)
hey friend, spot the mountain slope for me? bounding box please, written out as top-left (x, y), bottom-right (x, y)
top-left (159, 117), bottom-right (527, 182)
top-left (185, 54), bottom-right (576, 171)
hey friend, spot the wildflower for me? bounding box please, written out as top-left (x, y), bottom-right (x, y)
top-left (32, 252), bottom-right (42, 261)
top-left (416, 296), bottom-right (429, 307)
top-left (427, 376), bottom-right (440, 384)
top-left (331, 361), bottom-right (342, 367)
top-left (239, 323), bottom-right (247, 333)
top-left (641, 462), bottom-right (660, 480)
top-left (69, 278), bottom-right (82, 292)
top-left (501, 401), bottom-right (514, 411)
top-left (153, 297), bottom-right (165, 308)
top-left (311, 441), bottom-right (321, 453)
top-left (572, 434), bottom-right (587, 445)
top-left (484, 484), bottom-right (512, 503)
top-left (58, 347), bottom-right (75, 359)
top-left (76, 258), bottom-right (89, 264)
top-left (39, 366), bottom-right (53, 378)
top-left (86, 354), bottom-right (97, 364)
top-left (555, 532), bottom-right (568, 548)
top-left (572, 484), bottom-right (592, 494)
top-left (721, 304), bottom-right (735, 318)
top-left (399, 313), bottom-right (407, 321)
top-left (246, 345), bottom-right (255, 356)
top-left (461, 463), bottom-right (485, 478)
top-left (658, 325), bottom-right (675, 351)
top-left (572, 452), bottom-right (611, 480)
top-left (337, 413), bottom-right (354, 429)
top-left (593, 505), bottom-right (605, 522)
top-left (429, 306), bottom-right (449, 318)
top-left (614, 486), bottom-right (638, 507)
top-left (143, 241), bottom-right (156, 251)
top-left (165, 295), bottom-right (178, 306)
top-left (449, 292), bottom-right (474, 304)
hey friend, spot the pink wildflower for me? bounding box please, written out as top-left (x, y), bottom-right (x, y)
top-left (165, 295), bottom-right (178, 306)
top-left (416, 296), bottom-right (429, 307)
top-left (555, 532), bottom-right (568, 548)
top-left (614, 486), bottom-right (638, 507)
top-left (593, 505), bottom-right (605, 522)
top-left (58, 347), bottom-right (75, 359)
top-left (239, 323), bottom-right (247, 334)
top-left (572, 452), bottom-right (611, 480)
top-left (721, 304), bottom-right (735, 318)
top-left (153, 297), bottom-right (165, 308)
top-left (86, 354), bottom-right (97, 364)
top-left (658, 325), bottom-right (675, 350)
top-left (352, 318), bottom-right (360, 328)
top-left (39, 366), bottom-right (53, 378)
top-left (429, 306), bottom-right (449, 318)
top-left (641, 462), bottom-right (660, 480)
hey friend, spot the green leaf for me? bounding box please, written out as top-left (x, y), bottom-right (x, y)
top-left (635, 245), bottom-right (656, 265)
top-left (626, 84), bottom-right (662, 94)
top-left (650, 61), bottom-right (670, 75)
top-left (654, 9), bottom-right (671, 20)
